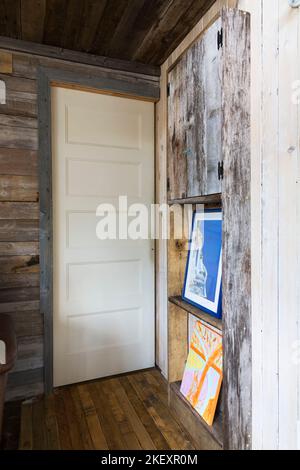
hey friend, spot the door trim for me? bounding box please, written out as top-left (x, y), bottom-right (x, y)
top-left (38, 66), bottom-right (159, 394)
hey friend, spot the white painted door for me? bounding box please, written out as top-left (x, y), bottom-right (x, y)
top-left (52, 87), bottom-right (155, 387)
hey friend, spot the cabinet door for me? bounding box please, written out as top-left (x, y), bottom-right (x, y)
top-left (167, 17), bottom-right (222, 200)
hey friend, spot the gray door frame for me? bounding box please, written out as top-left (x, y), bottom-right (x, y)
top-left (38, 66), bottom-right (159, 393)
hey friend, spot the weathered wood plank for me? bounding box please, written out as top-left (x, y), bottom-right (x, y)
top-left (20, 0), bottom-right (46, 43)
top-left (0, 219), bottom-right (39, 241)
top-left (0, 73), bottom-right (37, 93)
top-left (11, 50), bottom-right (159, 85)
top-left (0, 286), bottom-right (39, 303)
top-left (128, 373), bottom-right (194, 450)
top-left (61, 387), bottom-right (85, 449)
top-left (0, 36), bottom-right (160, 77)
top-left (88, 381), bottom-right (127, 450)
top-left (113, 378), bottom-right (156, 450)
top-left (168, 219), bottom-right (188, 297)
top-left (44, 393), bottom-right (60, 450)
top-left (0, 90), bottom-right (37, 118)
top-left (0, 241), bottom-right (39, 256)
top-left (4, 309), bottom-right (43, 338)
top-left (38, 68), bottom-right (52, 394)
top-left (61, 0), bottom-right (86, 51)
top-left (221, 8), bottom-right (251, 451)
top-left (7, 368), bottom-right (44, 388)
top-left (32, 397), bottom-right (47, 450)
top-left (0, 273), bottom-right (39, 289)
top-left (168, 303), bottom-right (188, 383)
top-left (0, 175), bottom-right (38, 201)
top-left (134, 0), bottom-right (215, 64)
top-left (0, 202), bottom-right (39, 219)
top-left (119, 376), bottom-right (171, 450)
top-left (12, 335), bottom-right (43, 373)
top-left (167, 18), bottom-right (222, 199)
top-left (0, 114), bottom-right (38, 129)
top-left (77, 0), bottom-right (107, 52)
top-left (0, 299), bottom-right (39, 313)
top-left (77, 383), bottom-right (108, 450)
top-left (43, 0), bottom-right (69, 47)
top-left (0, 147), bottom-right (38, 175)
top-left (101, 378), bottom-right (142, 450)
top-left (0, 51), bottom-right (12, 73)
top-left (0, 255), bottom-right (39, 273)
top-left (6, 381), bottom-right (43, 402)
top-left (0, 1), bottom-right (21, 39)
top-left (19, 402), bottom-right (33, 450)
top-left (89, 0), bottom-right (131, 57)
top-left (0, 125), bottom-right (38, 149)
top-left (53, 389), bottom-right (72, 450)
top-left (0, 75), bottom-right (37, 117)
top-left (69, 386), bottom-right (94, 449)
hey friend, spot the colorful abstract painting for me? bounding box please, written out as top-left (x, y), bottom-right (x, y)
top-left (180, 319), bottom-right (222, 426)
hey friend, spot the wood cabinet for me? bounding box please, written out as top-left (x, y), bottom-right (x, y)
top-left (166, 8), bottom-right (251, 450)
top-left (167, 18), bottom-right (222, 201)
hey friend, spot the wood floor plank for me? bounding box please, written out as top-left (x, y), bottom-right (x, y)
top-left (143, 370), bottom-right (169, 406)
top-left (44, 393), bottom-right (60, 450)
top-left (128, 374), bottom-right (195, 450)
top-left (19, 401), bottom-right (33, 450)
top-left (113, 378), bottom-right (156, 450)
top-left (32, 398), bottom-right (47, 450)
top-left (61, 387), bottom-right (85, 449)
top-left (77, 383), bottom-right (108, 450)
top-left (88, 381), bottom-right (127, 450)
top-left (53, 389), bottom-right (72, 450)
top-left (119, 375), bottom-right (171, 450)
top-left (100, 379), bottom-right (142, 450)
top-left (18, 369), bottom-right (200, 451)
top-left (70, 386), bottom-right (94, 450)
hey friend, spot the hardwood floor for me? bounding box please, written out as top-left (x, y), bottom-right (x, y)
top-left (18, 368), bottom-right (220, 450)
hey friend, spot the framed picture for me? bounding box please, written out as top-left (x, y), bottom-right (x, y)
top-left (182, 209), bottom-right (222, 319)
top-left (180, 319), bottom-right (223, 426)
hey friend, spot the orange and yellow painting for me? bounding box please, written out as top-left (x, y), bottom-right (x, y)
top-left (180, 319), bottom-right (222, 426)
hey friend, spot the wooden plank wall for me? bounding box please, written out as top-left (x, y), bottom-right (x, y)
top-left (221, 8), bottom-right (251, 450)
top-left (0, 49), bottom-right (159, 402)
top-left (238, 0), bottom-right (300, 450)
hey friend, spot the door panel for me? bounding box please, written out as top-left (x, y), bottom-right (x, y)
top-left (52, 87), bottom-right (155, 387)
top-left (167, 17), bottom-right (222, 200)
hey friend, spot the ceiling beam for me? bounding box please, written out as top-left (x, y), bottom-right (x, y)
top-left (0, 35), bottom-right (160, 78)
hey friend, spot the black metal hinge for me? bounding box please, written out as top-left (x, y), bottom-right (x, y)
top-left (217, 28), bottom-right (223, 50)
top-left (218, 161), bottom-right (224, 180)
top-left (167, 83), bottom-right (170, 97)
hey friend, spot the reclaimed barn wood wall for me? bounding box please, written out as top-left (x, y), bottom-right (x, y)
top-left (0, 49), bottom-right (159, 402)
top-left (221, 8), bottom-right (251, 450)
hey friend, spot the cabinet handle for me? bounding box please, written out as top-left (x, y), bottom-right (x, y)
top-left (218, 161), bottom-right (224, 181)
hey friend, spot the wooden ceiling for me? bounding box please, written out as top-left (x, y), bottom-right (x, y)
top-left (0, 0), bottom-right (215, 66)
